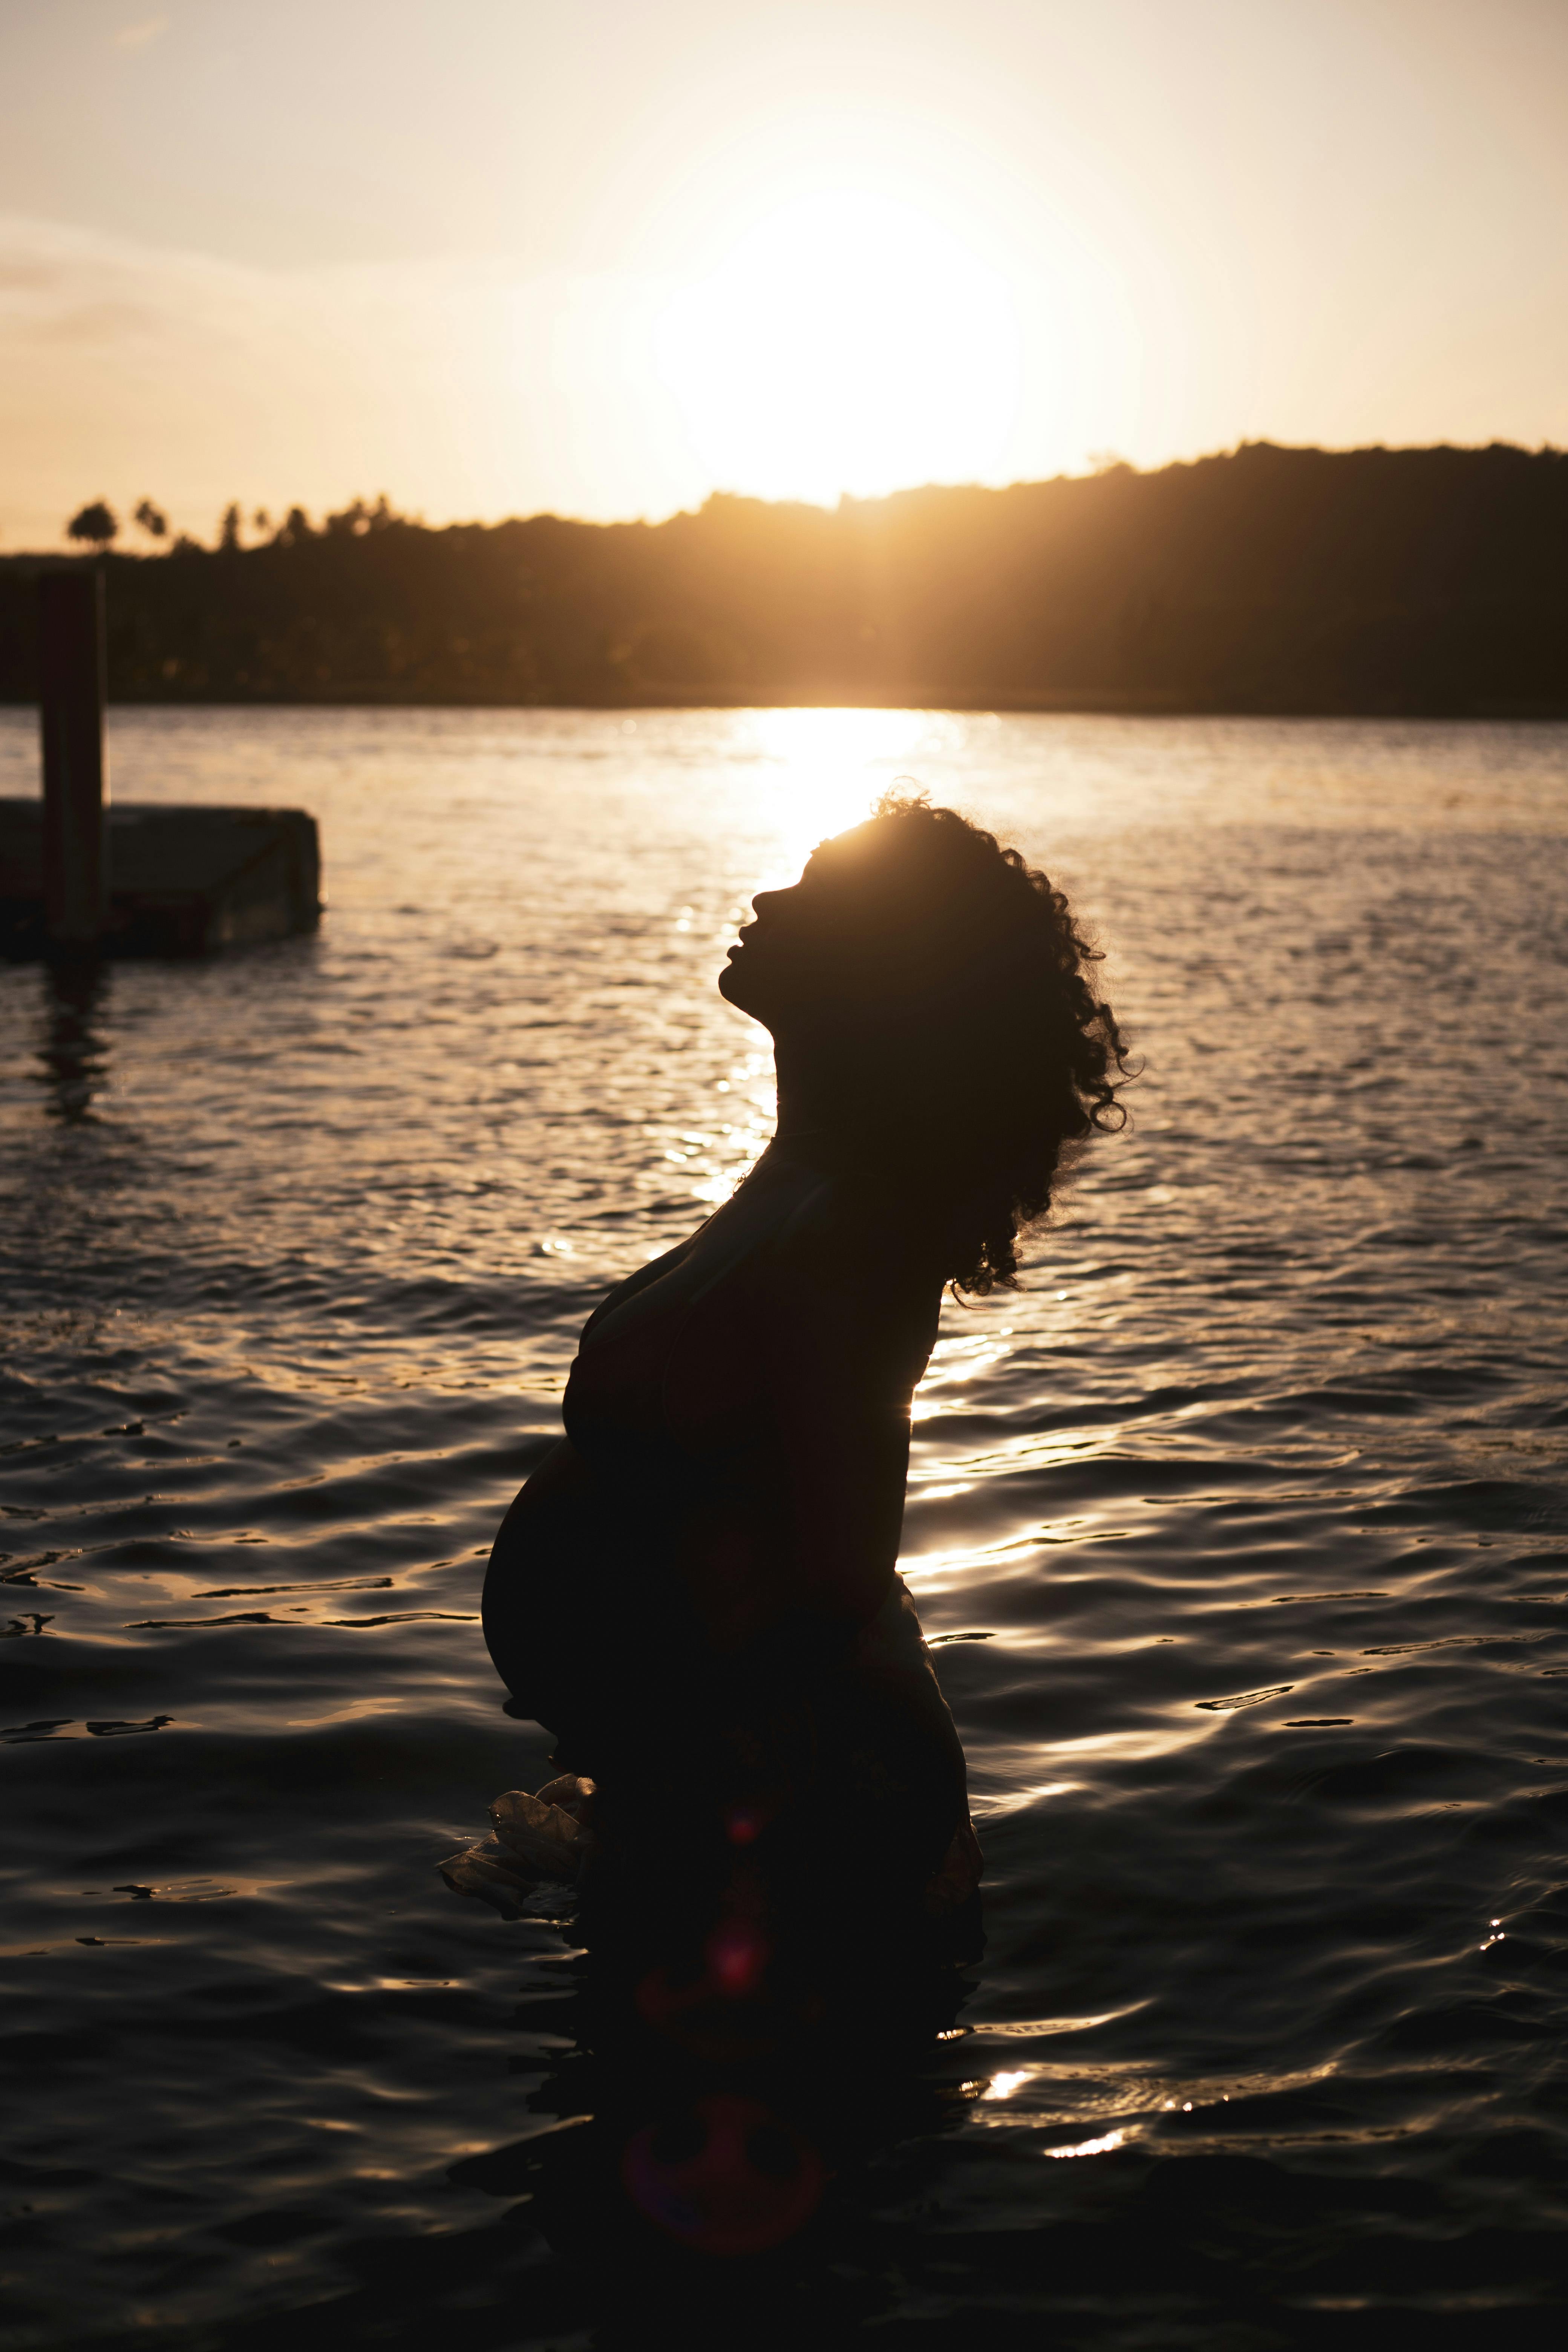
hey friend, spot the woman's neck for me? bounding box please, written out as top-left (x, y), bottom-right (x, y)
top-left (770, 1040), bottom-right (847, 1147)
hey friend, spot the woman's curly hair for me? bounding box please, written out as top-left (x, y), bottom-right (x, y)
top-left (830, 791), bottom-right (1132, 1294)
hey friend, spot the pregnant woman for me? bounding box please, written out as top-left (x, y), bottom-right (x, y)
top-left (478, 793), bottom-right (1127, 1953)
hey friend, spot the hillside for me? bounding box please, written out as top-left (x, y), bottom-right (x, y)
top-left (3, 441), bottom-right (1564, 713)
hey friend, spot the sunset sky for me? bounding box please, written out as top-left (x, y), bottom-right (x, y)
top-left (3, 0), bottom-right (1566, 548)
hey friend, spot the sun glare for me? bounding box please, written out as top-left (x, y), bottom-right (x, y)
top-left (735, 706), bottom-right (946, 877)
top-left (654, 191), bottom-right (1023, 507)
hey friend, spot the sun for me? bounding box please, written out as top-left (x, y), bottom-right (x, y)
top-left (652, 189), bottom-right (1023, 507)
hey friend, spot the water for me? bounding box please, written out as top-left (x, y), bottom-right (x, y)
top-left (3, 707), bottom-right (1567, 2347)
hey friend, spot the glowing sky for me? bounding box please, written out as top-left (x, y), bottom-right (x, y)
top-left (2, 0), bottom-right (1566, 547)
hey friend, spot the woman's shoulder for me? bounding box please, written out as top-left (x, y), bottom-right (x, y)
top-left (764, 1162), bottom-right (943, 1328)
top-left (766, 1156), bottom-right (902, 1249)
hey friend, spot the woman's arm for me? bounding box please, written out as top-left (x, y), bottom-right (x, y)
top-left (765, 1256), bottom-right (972, 1815)
top-left (761, 1210), bottom-right (943, 1632)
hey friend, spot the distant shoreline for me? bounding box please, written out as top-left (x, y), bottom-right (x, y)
top-left (6, 441), bottom-right (1566, 718)
top-left (5, 693), bottom-right (1568, 719)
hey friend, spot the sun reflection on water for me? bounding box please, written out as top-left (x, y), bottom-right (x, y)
top-left (730, 706), bottom-right (969, 879)
top-left (1044, 2129), bottom-right (1129, 2159)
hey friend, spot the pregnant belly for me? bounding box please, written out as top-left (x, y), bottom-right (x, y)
top-left (481, 1453), bottom-right (773, 1732)
top-left (482, 1472), bottom-right (637, 1726)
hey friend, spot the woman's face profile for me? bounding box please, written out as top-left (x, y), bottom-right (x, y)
top-left (719, 831), bottom-right (884, 1031)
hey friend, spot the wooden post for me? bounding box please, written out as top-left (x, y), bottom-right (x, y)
top-left (40, 570), bottom-right (107, 945)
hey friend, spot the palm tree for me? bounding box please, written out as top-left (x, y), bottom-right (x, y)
top-left (67, 501), bottom-right (118, 554)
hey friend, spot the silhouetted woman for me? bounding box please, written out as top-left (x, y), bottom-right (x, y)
top-left (483, 794), bottom-right (1127, 1942)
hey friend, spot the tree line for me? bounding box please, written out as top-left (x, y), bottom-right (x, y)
top-left (60, 494), bottom-right (398, 557)
top-left (5, 441), bottom-right (1565, 714)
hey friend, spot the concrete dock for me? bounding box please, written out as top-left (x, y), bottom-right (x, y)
top-left (0, 799), bottom-right (322, 957)
top-left (3, 569), bottom-right (322, 958)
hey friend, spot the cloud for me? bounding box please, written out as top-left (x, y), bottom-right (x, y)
top-left (39, 298), bottom-right (161, 346)
top-left (0, 212), bottom-right (707, 548)
top-left (114, 15), bottom-right (171, 49)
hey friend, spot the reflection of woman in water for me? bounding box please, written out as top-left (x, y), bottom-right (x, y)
top-left (482, 794), bottom-right (1128, 1937)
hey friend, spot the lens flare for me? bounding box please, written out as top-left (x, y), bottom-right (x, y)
top-left (622, 2094), bottom-right (825, 2254)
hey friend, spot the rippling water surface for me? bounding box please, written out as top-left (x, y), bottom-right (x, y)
top-left (3, 707), bottom-right (1567, 2348)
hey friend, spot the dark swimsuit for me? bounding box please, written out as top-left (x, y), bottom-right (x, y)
top-left (482, 1168), bottom-right (966, 1914)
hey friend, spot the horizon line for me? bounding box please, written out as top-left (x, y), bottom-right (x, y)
top-left (8, 433), bottom-right (1565, 560)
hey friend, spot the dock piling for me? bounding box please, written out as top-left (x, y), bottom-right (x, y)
top-left (40, 570), bottom-right (107, 946)
top-left (2, 576), bottom-right (322, 956)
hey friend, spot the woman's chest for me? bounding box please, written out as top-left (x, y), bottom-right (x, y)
top-left (565, 1234), bottom-right (780, 1460)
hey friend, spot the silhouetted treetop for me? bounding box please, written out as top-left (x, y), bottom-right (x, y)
top-left (66, 501), bottom-right (118, 552)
